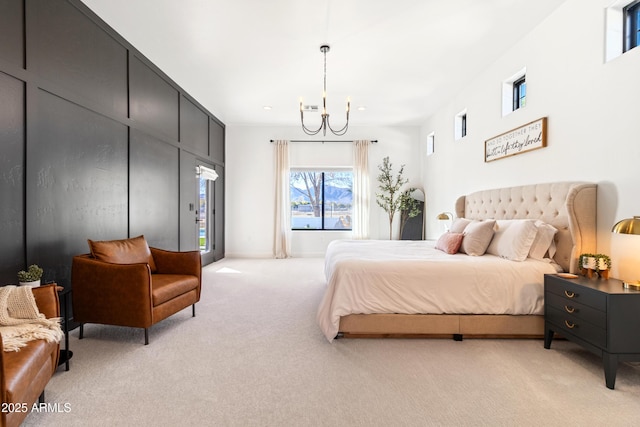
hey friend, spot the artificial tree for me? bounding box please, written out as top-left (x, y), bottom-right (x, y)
top-left (376, 156), bottom-right (409, 240)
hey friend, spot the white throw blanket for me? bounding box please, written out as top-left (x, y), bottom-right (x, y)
top-left (0, 286), bottom-right (63, 352)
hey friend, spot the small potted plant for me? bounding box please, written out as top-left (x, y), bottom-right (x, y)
top-left (579, 253), bottom-right (611, 279)
top-left (17, 264), bottom-right (43, 287)
top-left (594, 254), bottom-right (612, 279)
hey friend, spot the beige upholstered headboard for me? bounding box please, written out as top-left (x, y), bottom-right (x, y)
top-left (454, 182), bottom-right (596, 273)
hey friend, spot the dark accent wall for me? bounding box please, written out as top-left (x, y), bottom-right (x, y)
top-left (0, 0), bottom-right (225, 287)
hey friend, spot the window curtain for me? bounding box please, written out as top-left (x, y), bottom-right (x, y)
top-left (273, 140), bottom-right (291, 258)
top-left (352, 140), bottom-right (371, 239)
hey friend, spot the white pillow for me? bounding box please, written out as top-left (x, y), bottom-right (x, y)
top-left (450, 218), bottom-right (472, 233)
top-left (460, 220), bottom-right (496, 256)
top-left (486, 219), bottom-right (538, 261)
top-left (528, 220), bottom-right (558, 260)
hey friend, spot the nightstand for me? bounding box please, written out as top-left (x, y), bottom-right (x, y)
top-left (544, 274), bottom-right (640, 389)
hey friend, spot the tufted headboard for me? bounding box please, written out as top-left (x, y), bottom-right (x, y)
top-left (454, 182), bottom-right (596, 273)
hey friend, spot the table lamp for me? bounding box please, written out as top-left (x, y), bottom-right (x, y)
top-left (437, 212), bottom-right (453, 231)
top-left (612, 216), bottom-right (640, 290)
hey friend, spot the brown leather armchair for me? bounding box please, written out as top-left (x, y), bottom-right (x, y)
top-left (71, 236), bottom-right (201, 345)
top-left (1, 284), bottom-right (60, 427)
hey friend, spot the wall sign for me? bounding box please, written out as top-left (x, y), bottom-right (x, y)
top-left (484, 117), bottom-right (547, 162)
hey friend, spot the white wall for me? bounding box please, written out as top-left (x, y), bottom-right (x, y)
top-left (226, 125), bottom-right (421, 257)
top-left (421, 0), bottom-right (640, 280)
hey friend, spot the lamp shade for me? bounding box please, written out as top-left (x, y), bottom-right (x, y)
top-left (612, 216), bottom-right (640, 235)
top-left (437, 212), bottom-right (452, 220)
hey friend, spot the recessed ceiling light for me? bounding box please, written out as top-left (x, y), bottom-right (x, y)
top-left (357, 106), bottom-right (367, 111)
top-left (263, 106), bottom-right (273, 110)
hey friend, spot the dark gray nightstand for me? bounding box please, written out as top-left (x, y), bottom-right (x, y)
top-left (544, 273), bottom-right (640, 389)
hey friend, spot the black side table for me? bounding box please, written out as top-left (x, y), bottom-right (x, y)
top-left (56, 286), bottom-right (73, 371)
top-left (544, 274), bottom-right (640, 389)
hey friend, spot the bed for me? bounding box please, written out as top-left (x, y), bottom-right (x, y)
top-left (317, 182), bottom-right (596, 342)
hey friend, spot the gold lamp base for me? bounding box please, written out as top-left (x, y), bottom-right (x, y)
top-left (623, 281), bottom-right (640, 290)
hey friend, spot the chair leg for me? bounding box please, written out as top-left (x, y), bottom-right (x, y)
top-left (144, 328), bottom-right (149, 345)
top-left (39, 391), bottom-right (45, 404)
top-left (192, 304), bottom-right (196, 317)
top-left (79, 323), bottom-right (84, 339)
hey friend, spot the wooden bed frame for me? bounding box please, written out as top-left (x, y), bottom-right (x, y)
top-left (337, 182), bottom-right (597, 339)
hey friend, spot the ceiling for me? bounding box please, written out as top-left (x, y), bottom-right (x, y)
top-left (80, 0), bottom-right (568, 128)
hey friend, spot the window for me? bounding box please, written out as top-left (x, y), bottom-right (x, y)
top-left (454, 109), bottom-right (467, 140)
top-left (461, 114), bottom-right (467, 137)
top-left (606, 0), bottom-right (640, 61)
top-left (625, 1), bottom-right (640, 52)
top-left (513, 76), bottom-right (526, 111)
top-left (426, 132), bottom-right (435, 156)
top-left (290, 170), bottom-right (353, 230)
top-left (502, 67), bottom-right (526, 116)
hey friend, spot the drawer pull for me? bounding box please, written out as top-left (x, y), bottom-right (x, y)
top-left (564, 305), bottom-right (575, 313)
top-left (564, 320), bottom-right (576, 329)
top-left (564, 290), bottom-right (576, 298)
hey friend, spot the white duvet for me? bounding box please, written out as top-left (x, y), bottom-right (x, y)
top-left (317, 239), bottom-right (561, 341)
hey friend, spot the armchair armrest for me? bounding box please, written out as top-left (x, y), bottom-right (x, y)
top-left (71, 255), bottom-right (154, 328)
top-left (32, 283), bottom-right (61, 319)
top-left (150, 248), bottom-right (201, 278)
top-left (1, 284), bottom-right (61, 405)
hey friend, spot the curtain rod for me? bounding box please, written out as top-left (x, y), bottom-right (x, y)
top-left (270, 139), bottom-right (378, 144)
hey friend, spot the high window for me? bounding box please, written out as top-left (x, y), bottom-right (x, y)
top-left (426, 132), bottom-right (435, 156)
top-left (606, 1), bottom-right (640, 61)
top-left (454, 109), bottom-right (467, 140)
top-left (625, 1), bottom-right (640, 52)
top-left (502, 67), bottom-right (526, 116)
top-left (290, 170), bottom-right (353, 230)
top-left (513, 76), bottom-right (526, 111)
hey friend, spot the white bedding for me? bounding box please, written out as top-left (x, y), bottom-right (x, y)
top-left (317, 239), bottom-right (562, 341)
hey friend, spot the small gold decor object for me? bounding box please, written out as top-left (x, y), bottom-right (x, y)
top-left (623, 281), bottom-right (640, 291)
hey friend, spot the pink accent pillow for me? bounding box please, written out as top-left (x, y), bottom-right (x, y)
top-left (435, 232), bottom-right (464, 254)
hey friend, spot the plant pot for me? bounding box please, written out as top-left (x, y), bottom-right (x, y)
top-left (582, 257), bottom-right (596, 270)
top-left (597, 259), bottom-right (608, 271)
top-left (19, 279), bottom-right (41, 287)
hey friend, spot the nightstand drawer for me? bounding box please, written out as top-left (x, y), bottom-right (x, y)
top-left (547, 306), bottom-right (606, 348)
top-left (545, 292), bottom-right (606, 328)
top-left (545, 277), bottom-right (606, 310)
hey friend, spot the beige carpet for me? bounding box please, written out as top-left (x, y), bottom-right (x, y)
top-left (24, 258), bottom-right (640, 426)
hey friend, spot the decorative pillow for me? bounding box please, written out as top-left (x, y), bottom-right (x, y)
top-left (529, 220), bottom-right (558, 260)
top-left (450, 218), bottom-right (472, 233)
top-left (88, 235), bottom-right (157, 272)
top-left (460, 220), bottom-right (496, 256)
top-left (435, 232), bottom-right (464, 254)
top-left (486, 219), bottom-right (538, 261)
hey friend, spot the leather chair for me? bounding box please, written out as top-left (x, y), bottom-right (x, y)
top-left (71, 236), bottom-right (201, 344)
top-left (0, 284), bottom-right (60, 427)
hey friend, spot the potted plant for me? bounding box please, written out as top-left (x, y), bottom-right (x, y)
top-left (594, 254), bottom-right (612, 279)
top-left (376, 156), bottom-right (409, 240)
top-left (17, 264), bottom-right (43, 287)
top-left (579, 253), bottom-right (595, 271)
top-left (579, 253), bottom-right (611, 279)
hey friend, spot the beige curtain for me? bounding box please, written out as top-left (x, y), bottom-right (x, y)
top-left (352, 140), bottom-right (371, 239)
top-left (273, 140), bottom-right (291, 258)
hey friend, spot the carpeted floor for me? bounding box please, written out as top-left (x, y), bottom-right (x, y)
top-left (24, 258), bottom-right (640, 426)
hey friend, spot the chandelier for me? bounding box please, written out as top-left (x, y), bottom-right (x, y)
top-left (299, 45), bottom-right (350, 136)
